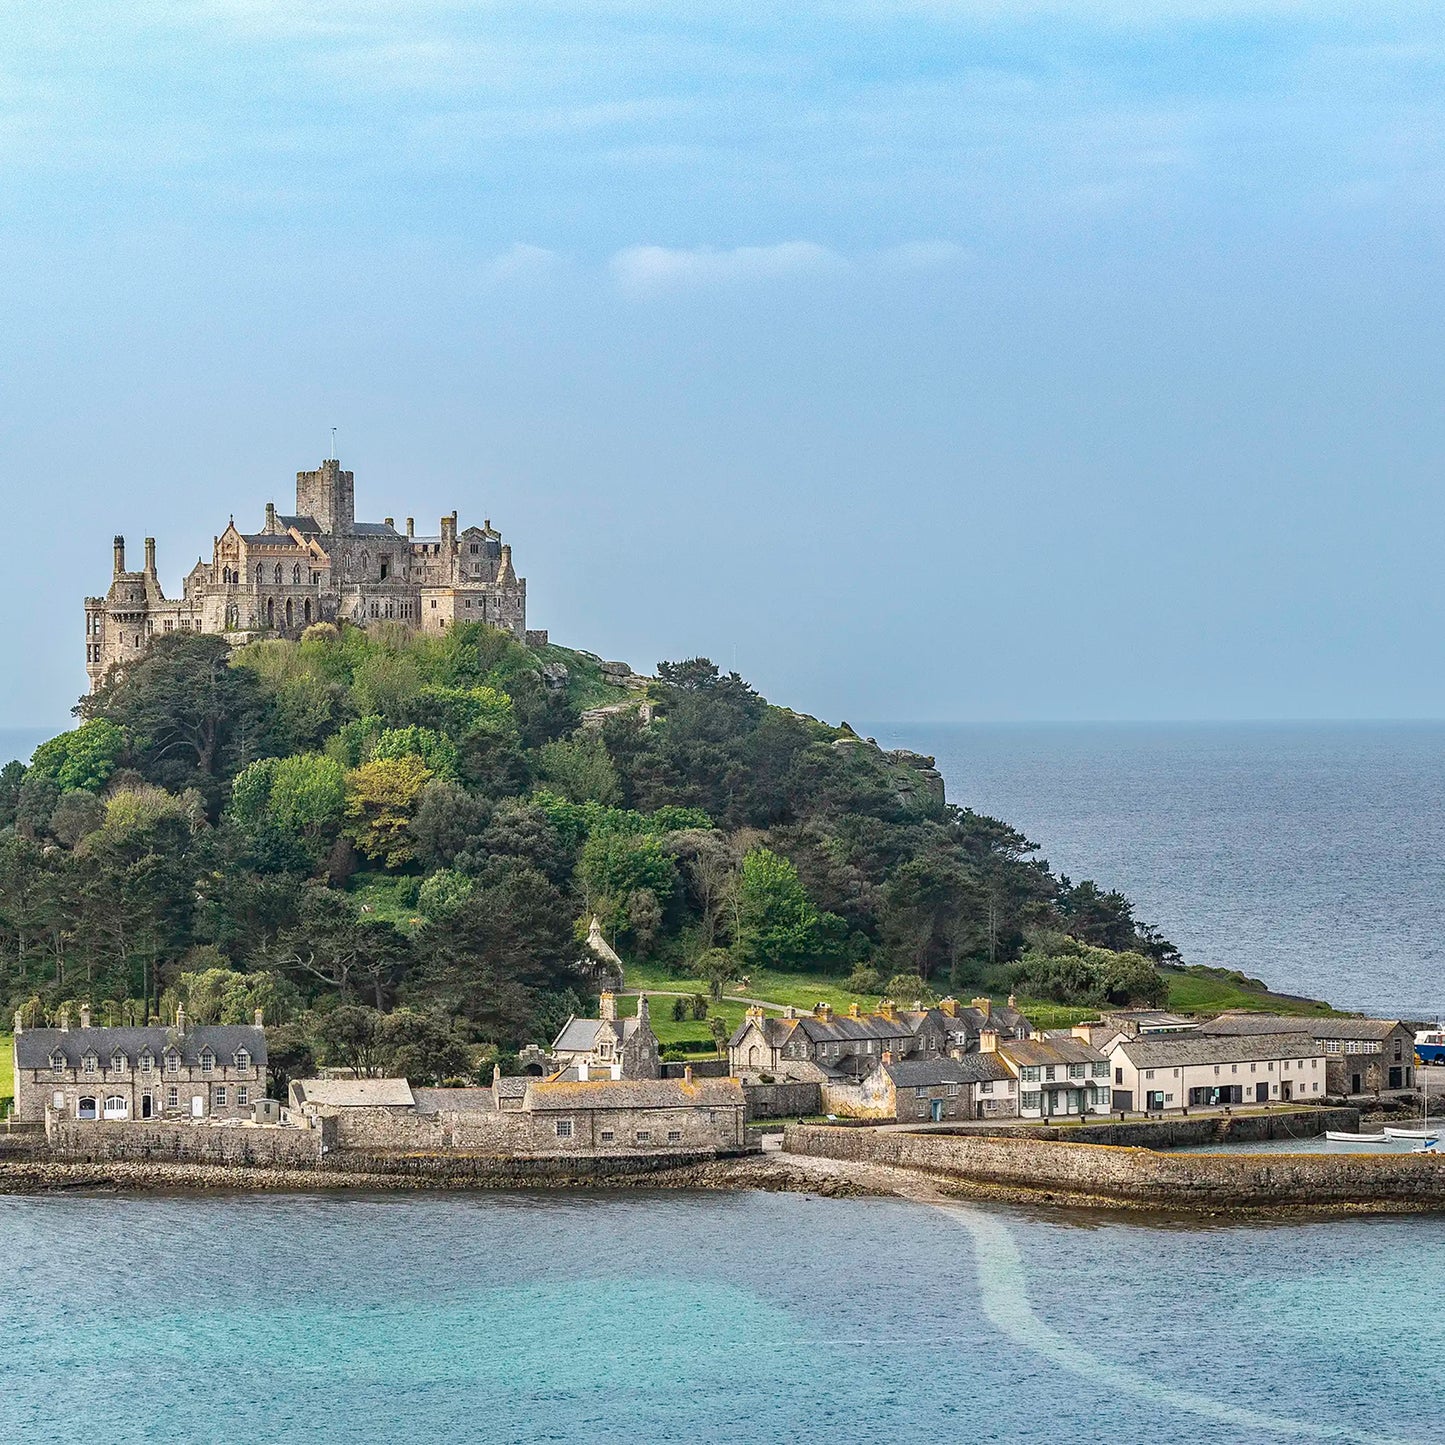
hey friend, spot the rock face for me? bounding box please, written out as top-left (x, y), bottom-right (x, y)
top-left (540, 661), bottom-right (570, 692)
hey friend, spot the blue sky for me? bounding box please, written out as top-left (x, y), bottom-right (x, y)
top-left (3, 0), bottom-right (1444, 726)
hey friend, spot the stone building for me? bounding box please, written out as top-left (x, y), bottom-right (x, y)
top-left (989, 1032), bottom-right (1113, 1119)
top-left (286, 1067), bottom-right (745, 1154)
top-left (12, 1004), bottom-right (267, 1123)
top-left (548, 993), bottom-right (660, 1080)
top-left (1196, 1014), bottom-right (1415, 1097)
top-left (85, 456), bottom-right (531, 689)
top-left (821, 1052), bottom-right (1017, 1123)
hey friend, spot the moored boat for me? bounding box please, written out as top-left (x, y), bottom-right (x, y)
top-left (1383, 1127), bottom-right (1438, 1141)
top-left (1325, 1131), bottom-right (1387, 1143)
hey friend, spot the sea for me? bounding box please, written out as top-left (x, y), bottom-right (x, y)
top-left (1, 1188), bottom-right (1441, 1444)
top-left (7, 717), bottom-right (1445, 1443)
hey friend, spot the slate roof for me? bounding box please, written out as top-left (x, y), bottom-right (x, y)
top-left (276, 514), bottom-right (321, 534)
top-left (353, 521), bottom-right (400, 536)
top-left (882, 1054), bottom-right (1012, 1088)
top-left (1198, 1014), bottom-right (1405, 1042)
top-left (524, 1078), bottom-right (744, 1111)
top-left (240, 533), bottom-right (303, 549)
top-left (17, 1025), bottom-right (265, 1070)
top-left (290, 1077), bottom-right (415, 1108)
top-left (412, 1087), bottom-right (497, 1115)
top-left (1109, 1032), bottom-right (1322, 1069)
top-left (552, 1016), bottom-right (642, 1054)
top-left (727, 1015), bottom-right (796, 1049)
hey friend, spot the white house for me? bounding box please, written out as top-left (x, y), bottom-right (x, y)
top-left (1103, 1031), bottom-right (1327, 1112)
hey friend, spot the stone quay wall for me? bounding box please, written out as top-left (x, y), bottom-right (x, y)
top-left (47, 1118), bottom-right (327, 1169)
top-left (322, 1148), bottom-right (743, 1186)
top-left (927, 1108), bottom-right (1360, 1149)
top-left (783, 1121), bottom-right (1445, 1211)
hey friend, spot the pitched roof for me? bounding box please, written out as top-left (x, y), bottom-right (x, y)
top-left (16, 1025), bottom-right (266, 1070)
top-left (727, 1015), bottom-right (796, 1049)
top-left (276, 514), bottom-right (321, 533)
top-left (353, 521), bottom-right (400, 536)
top-left (1195, 1014), bottom-right (1314, 1036)
top-left (997, 1036), bottom-right (1106, 1068)
top-left (290, 1077), bottom-right (415, 1108)
top-left (524, 1077), bottom-right (744, 1111)
top-left (552, 1017), bottom-right (605, 1053)
top-left (1307, 1018), bottom-right (1407, 1041)
top-left (882, 1054), bottom-right (1012, 1087)
top-left (1110, 1032), bottom-right (1322, 1068)
top-left (411, 1087), bottom-right (497, 1115)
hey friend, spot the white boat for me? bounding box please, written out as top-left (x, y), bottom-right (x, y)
top-left (1383, 1127), bottom-right (1439, 1141)
top-left (1325, 1131), bottom-right (1388, 1143)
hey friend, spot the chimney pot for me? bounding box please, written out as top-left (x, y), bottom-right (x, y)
top-left (683, 1065), bottom-right (693, 1084)
top-left (406, 517), bottom-right (414, 537)
top-left (113, 536), bottom-right (126, 574)
top-left (384, 517), bottom-right (394, 528)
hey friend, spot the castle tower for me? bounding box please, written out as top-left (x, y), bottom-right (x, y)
top-left (295, 458), bottom-right (355, 536)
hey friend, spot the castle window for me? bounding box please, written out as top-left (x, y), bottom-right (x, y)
top-left (293, 563), bottom-right (301, 585)
top-left (430, 600), bottom-right (437, 609)
top-left (469, 544), bottom-right (478, 554)
top-left (273, 564), bottom-right (282, 585)
top-left (257, 564), bottom-right (265, 585)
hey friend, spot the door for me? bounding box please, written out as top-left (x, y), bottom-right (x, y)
top-left (1281, 1080), bottom-right (1292, 1101)
top-left (1351, 1073), bottom-right (1362, 1094)
top-left (1389, 1067), bottom-right (1403, 1089)
top-left (191, 1096), bottom-right (205, 1118)
top-left (930, 1099), bottom-right (944, 1123)
top-left (141, 1094), bottom-right (153, 1119)
top-left (1256, 1082), bottom-right (1269, 1103)
top-left (1147, 1090), bottom-right (1165, 1111)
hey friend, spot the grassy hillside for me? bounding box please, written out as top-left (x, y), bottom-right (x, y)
top-left (1162, 965), bottom-right (1338, 1016)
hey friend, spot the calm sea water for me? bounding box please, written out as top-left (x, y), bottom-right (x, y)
top-left (869, 722), bottom-right (1445, 1018)
top-left (2, 1189), bottom-right (1441, 1444)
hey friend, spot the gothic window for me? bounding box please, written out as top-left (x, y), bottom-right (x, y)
top-left (267, 599), bottom-right (275, 627)
top-left (256, 563), bottom-right (264, 586)
top-left (273, 564), bottom-right (282, 585)
top-left (293, 563), bottom-right (302, 585)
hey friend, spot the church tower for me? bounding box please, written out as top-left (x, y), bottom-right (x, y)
top-left (294, 458), bottom-right (355, 536)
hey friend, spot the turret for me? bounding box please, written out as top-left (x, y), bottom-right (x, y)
top-left (496, 544), bottom-right (516, 585)
top-left (113, 535), bottom-right (126, 575)
top-left (143, 538), bottom-right (157, 576)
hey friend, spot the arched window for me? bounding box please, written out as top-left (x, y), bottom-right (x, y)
top-left (285, 598), bottom-right (293, 628)
top-left (77, 1097), bottom-right (98, 1120)
top-left (303, 599), bottom-right (312, 623)
top-left (256, 563), bottom-right (264, 586)
top-left (293, 563), bottom-right (301, 585)
top-left (103, 1095), bottom-right (128, 1120)
top-left (273, 563), bottom-right (282, 585)
top-left (266, 598), bottom-right (275, 627)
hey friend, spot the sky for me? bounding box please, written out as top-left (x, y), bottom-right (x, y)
top-left (3, 0), bottom-right (1444, 728)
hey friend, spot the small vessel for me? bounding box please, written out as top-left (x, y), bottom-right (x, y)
top-left (1325, 1131), bottom-right (1388, 1143)
top-left (1383, 1127), bottom-right (1438, 1141)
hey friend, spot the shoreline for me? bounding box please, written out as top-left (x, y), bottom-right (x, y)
top-left (6, 1149), bottom-right (1445, 1220)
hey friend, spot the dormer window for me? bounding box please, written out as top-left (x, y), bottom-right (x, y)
top-left (200, 1049), bottom-right (215, 1075)
top-left (111, 1051), bottom-right (126, 1072)
top-left (139, 1050), bottom-right (153, 1074)
top-left (49, 1050), bottom-right (65, 1072)
top-left (164, 1051), bottom-right (180, 1075)
top-left (82, 1052), bottom-right (97, 1076)
top-left (234, 1049), bottom-right (250, 1073)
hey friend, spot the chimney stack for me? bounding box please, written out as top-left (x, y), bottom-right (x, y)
top-left (406, 517), bottom-right (414, 537)
top-left (878, 999), bottom-right (894, 1021)
top-left (254, 1008), bottom-right (264, 1028)
top-left (80, 1004), bottom-right (91, 1029)
top-left (59, 1007), bottom-right (70, 1032)
top-left (939, 996), bottom-right (958, 1017)
top-left (113, 535), bottom-right (126, 575)
top-left (683, 1065), bottom-right (693, 1084)
top-left (972, 996), bottom-right (992, 1020)
top-left (637, 994), bottom-right (650, 1025)
top-left (384, 517), bottom-right (394, 528)
top-left (265, 502), bottom-right (277, 531)
top-left (143, 538), bottom-right (156, 576)
top-left (848, 1002), bottom-right (860, 1018)
top-left (1007, 994), bottom-right (1018, 1009)
top-left (599, 990), bottom-right (616, 1022)
top-left (980, 1027), bottom-right (999, 1053)
top-left (175, 1003), bottom-right (187, 1036)
top-left (13, 1008), bottom-right (22, 1036)
top-left (882, 1049), bottom-right (893, 1065)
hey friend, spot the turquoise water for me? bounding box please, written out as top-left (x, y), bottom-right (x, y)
top-left (3, 1189), bottom-right (1442, 1443)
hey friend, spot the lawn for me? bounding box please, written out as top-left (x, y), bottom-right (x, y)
top-left (1162, 966), bottom-right (1337, 1017)
top-left (0, 1032), bottom-right (13, 1107)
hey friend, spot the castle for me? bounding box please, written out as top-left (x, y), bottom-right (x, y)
top-left (85, 457), bottom-right (531, 689)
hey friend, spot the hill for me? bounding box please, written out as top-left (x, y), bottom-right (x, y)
top-left (0, 622), bottom-right (1215, 1085)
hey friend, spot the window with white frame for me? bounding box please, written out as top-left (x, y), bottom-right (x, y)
top-left (235, 1049), bottom-right (250, 1072)
top-left (237, 1086), bottom-right (249, 1107)
top-left (139, 1051), bottom-right (153, 1074)
top-left (166, 1086), bottom-right (179, 1108)
top-left (164, 1052), bottom-right (179, 1075)
top-left (83, 1054), bottom-right (97, 1075)
top-left (215, 1086), bottom-right (228, 1107)
top-left (1021, 1091), bottom-right (1042, 1110)
top-left (49, 1051), bottom-right (65, 1072)
top-left (200, 1050), bottom-right (214, 1075)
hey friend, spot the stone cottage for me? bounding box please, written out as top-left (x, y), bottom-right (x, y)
top-left (822, 1051), bottom-right (1017, 1123)
top-left (990, 1032), bottom-right (1112, 1119)
top-left (1196, 1013), bottom-right (1416, 1097)
top-left (12, 1004), bottom-right (267, 1123)
top-left (548, 993), bottom-right (660, 1080)
top-left (728, 999), bottom-right (952, 1083)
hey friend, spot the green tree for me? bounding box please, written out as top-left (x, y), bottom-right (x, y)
top-left (313, 1004), bottom-right (387, 1076)
top-left (536, 735), bottom-right (622, 805)
top-left (371, 726), bottom-right (460, 782)
top-left (691, 947), bottom-right (738, 1001)
top-left (28, 718), bottom-right (126, 792)
top-left (343, 756), bottom-right (433, 867)
top-left (736, 847), bottom-right (825, 969)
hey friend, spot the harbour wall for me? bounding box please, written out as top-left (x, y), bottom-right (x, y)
top-left (926, 1108), bottom-right (1360, 1149)
top-left (782, 1121), bottom-right (1445, 1211)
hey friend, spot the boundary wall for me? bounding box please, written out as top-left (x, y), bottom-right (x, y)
top-left (783, 1121), bottom-right (1445, 1211)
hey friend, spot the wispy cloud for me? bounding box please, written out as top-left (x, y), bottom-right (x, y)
top-left (480, 242), bottom-right (563, 285)
top-left (608, 241), bottom-right (847, 296)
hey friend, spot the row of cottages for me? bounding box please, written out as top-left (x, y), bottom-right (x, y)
top-left (288, 1067), bottom-right (746, 1154)
top-left (11, 1005), bottom-right (268, 1123)
top-left (1077, 1008), bottom-right (1415, 1105)
top-left (821, 1028), bottom-right (1115, 1123)
top-left (728, 995), bottom-right (1032, 1085)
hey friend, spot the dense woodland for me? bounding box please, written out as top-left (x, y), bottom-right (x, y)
top-left (0, 624), bottom-right (1175, 1087)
